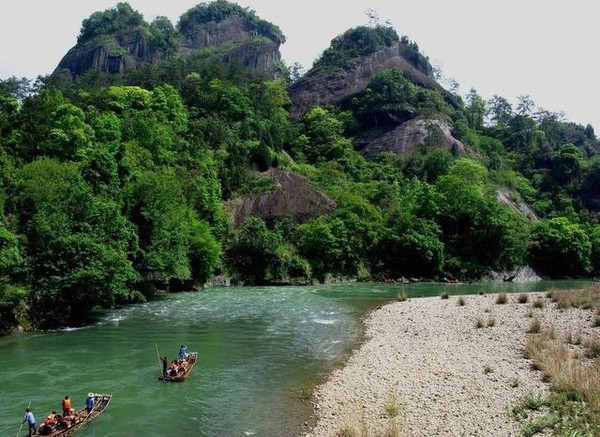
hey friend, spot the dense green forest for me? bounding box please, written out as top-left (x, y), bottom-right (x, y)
top-left (1, 1), bottom-right (599, 332)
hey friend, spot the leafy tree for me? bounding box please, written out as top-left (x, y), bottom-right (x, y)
top-left (149, 16), bottom-right (179, 56)
top-left (487, 95), bottom-right (513, 127)
top-left (551, 143), bottom-right (584, 186)
top-left (581, 156), bottom-right (600, 212)
top-left (124, 170), bottom-right (193, 288)
top-left (373, 212), bottom-right (443, 278)
top-left (12, 159), bottom-right (139, 328)
top-left (298, 218), bottom-right (342, 281)
top-left (187, 213), bottom-right (221, 285)
top-left (529, 217), bottom-right (591, 276)
top-left (297, 107), bottom-right (352, 163)
top-left (516, 94), bottom-right (535, 116)
top-left (353, 69), bottom-right (416, 128)
top-left (224, 216), bottom-right (280, 284)
top-left (0, 223), bottom-right (21, 286)
top-left (178, 1), bottom-right (285, 44)
top-left (316, 25), bottom-right (399, 69)
top-left (78, 2), bottom-right (145, 43)
top-left (78, 144), bottom-right (120, 197)
top-left (465, 88), bottom-right (486, 131)
top-left (15, 89), bottom-right (93, 161)
top-left (435, 159), bottom-right (527, 277)
top-left (588, 225), bottom-right (600, 276)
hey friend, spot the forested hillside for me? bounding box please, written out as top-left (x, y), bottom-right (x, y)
top-left (1, 1), bottom-right (599, 332)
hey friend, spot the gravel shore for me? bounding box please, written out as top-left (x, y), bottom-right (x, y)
top-left (304, 292), bottom-right (595, 437)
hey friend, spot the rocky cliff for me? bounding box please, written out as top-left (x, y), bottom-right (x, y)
top-left (287, 42), bottom-right (451, 121)
top-left (54, 5), bottom-right (282, 81)
top-left (229, 168), bottom-right (335, 228)
top-left (56, 27), bottom-right (155, 78)
top-left (356, 118), bottom-right (466, 159)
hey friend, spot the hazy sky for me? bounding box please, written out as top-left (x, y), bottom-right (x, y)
top-left (1, 1), bottom-right (598, 130)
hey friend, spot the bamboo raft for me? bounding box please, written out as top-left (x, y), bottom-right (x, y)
top-left (159, 352), bottom-right (198, 382)
top-left (27, 394), bottom-right (112, 437)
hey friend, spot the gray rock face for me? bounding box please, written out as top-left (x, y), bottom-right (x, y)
top-left (287, 42), bottom-right (451, 121)
top-left (182, 15), bottom-right (261, 49)
top-left (56, 28), bottom-right (154, 79)
top-left (496, 189), bottom-right (539, 221)
top-left (54, 15), bottom-right (281, 80)
top-left (229, 168), bottom-right (335, 228)
top-left (356, 118), bottom-right (466, 159)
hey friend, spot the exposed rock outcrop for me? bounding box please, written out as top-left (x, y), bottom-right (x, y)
top-left (229, 168), bottom-right (335, 228)
top-left (497, 189), bottom-right (539, 221)
top-left (180, 15), bottom-right (281, 73)
top-left (356, 118), bottom-right (466, 159)
top-left (54, 8), bottom-right (281, 80)
top-left (287, 42), bottom-right (453, 121)
top-left (55, 28), bottom-right (155, 79)
top-left (488, 266), bottom-right (544, 282)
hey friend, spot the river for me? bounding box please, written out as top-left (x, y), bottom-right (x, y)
top-left (0, 280), bottom-right (590, 437)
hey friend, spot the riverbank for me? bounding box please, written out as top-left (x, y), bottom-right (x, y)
top-left (303, 290), bottom-right (597, 436)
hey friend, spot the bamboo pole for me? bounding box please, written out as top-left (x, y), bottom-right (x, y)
top-left (155, 343), bottom-right (164, 377)
top-left (16, 401), bottom-right (32, 437)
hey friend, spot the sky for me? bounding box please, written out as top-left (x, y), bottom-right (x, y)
top-left (1, 0), bottom-right (598, 130)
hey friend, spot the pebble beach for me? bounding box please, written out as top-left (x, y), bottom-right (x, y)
top-left (304, 291), bottom-right (596, 437)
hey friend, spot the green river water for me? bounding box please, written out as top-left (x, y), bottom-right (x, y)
top-left (0, 280), bottom-right (591, 437)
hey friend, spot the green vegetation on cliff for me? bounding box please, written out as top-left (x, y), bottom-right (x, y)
top-left (178, 0), bottom-right (285, 44)
top-left (0, 3), bottom-right (599, 332)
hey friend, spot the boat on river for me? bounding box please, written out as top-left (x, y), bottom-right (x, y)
top-left (159, 352), bottom-right (198, 382)
top-left (28, 393), bottom-right (112, 437)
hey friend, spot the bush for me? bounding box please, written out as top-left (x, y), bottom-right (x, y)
top-left (528, 319), bottom-right (541, 334)
top-left (496, 293), bottom-right (508, 304)
top-left (518, 293), bottom-right (529, 303)
top-left (532, 298), bottom-right (545, 309)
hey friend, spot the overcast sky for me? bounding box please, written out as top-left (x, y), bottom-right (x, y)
top-left (1, 0), bottom-right (598, 130)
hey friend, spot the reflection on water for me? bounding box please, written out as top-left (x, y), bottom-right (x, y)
top-left (0, 280), bottom-right (591, 436)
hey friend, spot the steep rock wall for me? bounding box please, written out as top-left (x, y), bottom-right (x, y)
top-left (287, 42), bottom-right (451, 121)
top-left (55, 28), bottom-right (154, 78)
top-left (229, 168), bottom-right (335, 228)
top-left (54, 15), bottom-right (281, 79)
top-left (356, 118), bottom-right (466, 159)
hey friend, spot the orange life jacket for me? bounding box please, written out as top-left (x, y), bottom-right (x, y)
top-left (62, 398), bottom-right (72, 410)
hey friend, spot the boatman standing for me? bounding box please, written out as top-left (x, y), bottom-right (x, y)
top-left (160, 356), bottom-right (168, 376)
top-left (23, 407), bottom-right (36, 437)
top-left (86, 393), bottom-right (95, 415)
top-left (179, 345), bottom-right (188, 360)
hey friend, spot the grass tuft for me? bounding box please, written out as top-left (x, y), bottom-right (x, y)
top-left (551, 284), bottom-right (600, 310)
top-left (528, 319), bottom-right (541, 334)
top-left (518, 293), bottom-right (529, 304)
top-left (532, 298), bottom-right (545, 309)
top-left (521, 324), bottom-right (600, 435)
top-left (496, 292), bottom-right (508, 304)
top-left (585, 338), bottom-right (600, 358)
top-left (384, 418), bottom-right (401, 437)
top-left (384, 392), bottom-right (401, 418)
